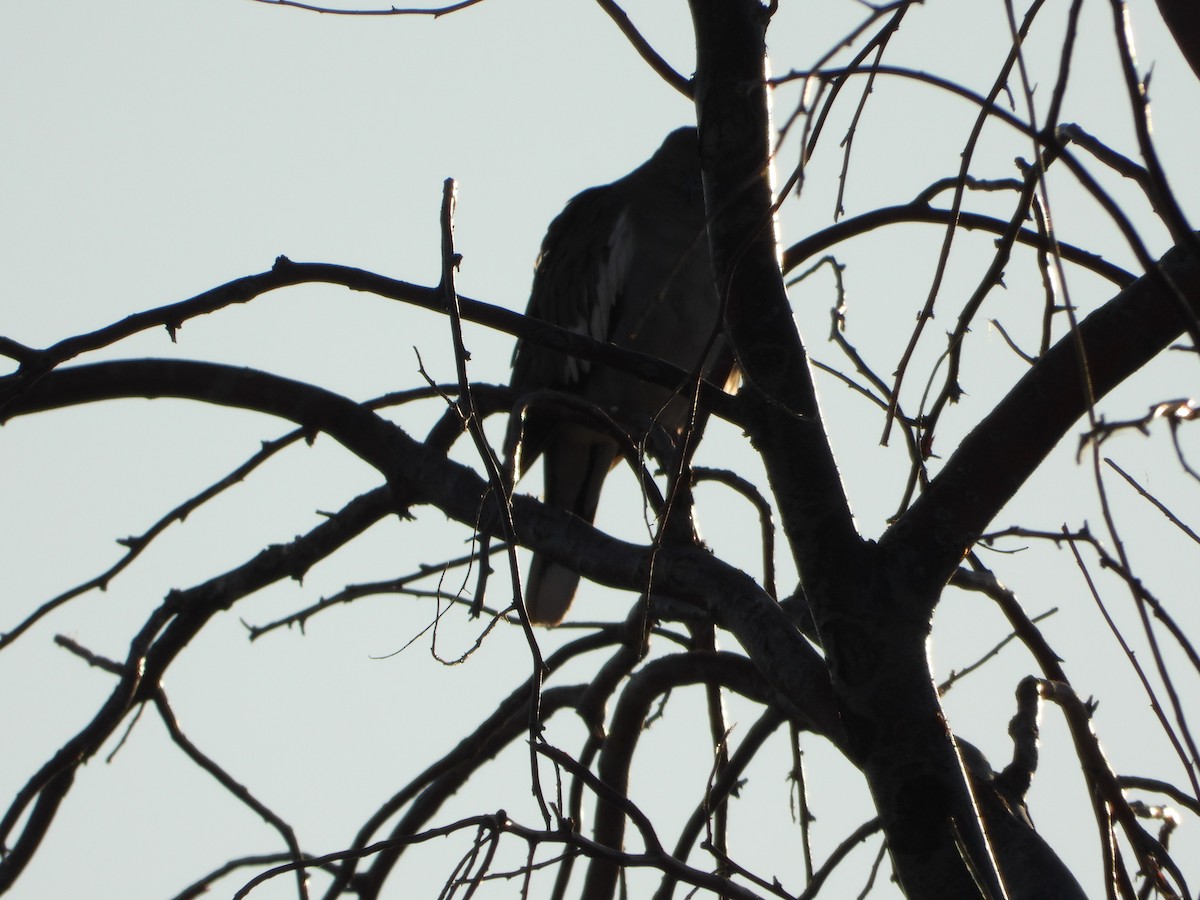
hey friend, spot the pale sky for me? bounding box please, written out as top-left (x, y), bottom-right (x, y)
top-left (3, 2), bottom-right (1199, 898)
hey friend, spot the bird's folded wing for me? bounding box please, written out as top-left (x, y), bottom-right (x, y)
top-left (511, 184), bottom-right (632, 392)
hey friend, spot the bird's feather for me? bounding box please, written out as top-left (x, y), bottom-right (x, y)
top-left (509, 127), bottom-right (730, 625)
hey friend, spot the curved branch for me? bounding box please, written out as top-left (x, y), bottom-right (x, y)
top-left (0, 358), bottom-right (844, 897)
top-left (332, 631), bottom-right (615, 898)
top-left (1, 258), bottom-right (740, 430)
top-left (781, 201), bottom-right (1135, 288)
top-left (0, 483), bottom-right (391, 891)
top-left (593, 0), bottom-right (692, 97)
top-left (248, 0), bottom-right (488, 16)
top-left (688, 5), bottom-right (1052, 900)
top-left (249, 805), bottom-right (772, 900)
top-left (350, 686), bottom-right (589, 900)
top-left (653, 706), bottom-right (787, 900)
top-left (153, 689), bottom-right (310, 899)
top-left (1, 426), bottom-right (307, 650)
top-left (582, 651), bottom-right (775, 900)
top-left (1, 358), bottom-right (839, 716)
top-left (886, 237), bottom-right (1200, 601)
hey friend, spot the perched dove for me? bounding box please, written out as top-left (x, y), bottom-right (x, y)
top-left (510, 127), bottom-right (732, 626)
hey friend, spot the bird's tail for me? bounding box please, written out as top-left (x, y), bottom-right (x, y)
top-left (521, 432), bottom-right (617, 626)
top-left (524, 556), bottom-right (582, 626)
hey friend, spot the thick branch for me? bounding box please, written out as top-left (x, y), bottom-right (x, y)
top-left (582, 652), bottom-right (775, 900)
top-left (0, 360), bottom-right (841, 738)
top-left (685, 4), bottom-right (1063, 899)
top-left (886, 239), bottom-right (1200, 603)
top-left (688, 0), bottom-right (859, 622)
top-left (1, 258), bottom-right (738, 431)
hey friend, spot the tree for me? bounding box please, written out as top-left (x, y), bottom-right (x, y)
top-left (2, 1), bottom-right (1199, 898)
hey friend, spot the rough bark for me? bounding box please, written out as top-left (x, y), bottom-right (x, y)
top-left (682, 1), bottom-right (1194, 897)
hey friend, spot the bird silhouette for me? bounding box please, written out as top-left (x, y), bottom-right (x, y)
top-left (510, 127), bottom-right (733, 625)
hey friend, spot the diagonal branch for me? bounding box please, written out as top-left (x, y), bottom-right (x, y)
top-left (0, 258), bottom-right (740, 431)
top-left (1, 356), bottom-right (843, 728)
top-left (593, 0), bottom-right (692, 97)
top-left (886, 238), bottom-right (1200, 604)
top-left (689, 0), bottom-right (861, 609)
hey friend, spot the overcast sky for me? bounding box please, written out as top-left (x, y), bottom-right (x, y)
top-left (3, 2), bottom-right (1200, 898)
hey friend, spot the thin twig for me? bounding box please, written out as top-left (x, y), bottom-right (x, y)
top-left (248, 0), bottom-right (487, 16)
top-left (593, 0), bottom-right (691, 97)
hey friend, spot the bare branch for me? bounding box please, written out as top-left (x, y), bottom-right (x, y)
top-left (592, 0), bottom-right (692, 97)
top-left (248, 0), bottom-right (487, 16)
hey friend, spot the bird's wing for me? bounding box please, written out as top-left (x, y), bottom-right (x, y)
top-left (510, 183), bottom-right (632, 476)
top-left (509, 184), bottom-right (634, 624)
top-left (511, 184), bottom-right (632, 392)
top-left (510, 129), bottom-right (712, 625)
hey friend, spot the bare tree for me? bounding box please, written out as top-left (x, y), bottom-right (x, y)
top-left (2, 2), bottom-right (1199, 899)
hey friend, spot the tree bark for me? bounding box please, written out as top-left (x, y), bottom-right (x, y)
top-left (685, 2), bottom-right (1118, 898)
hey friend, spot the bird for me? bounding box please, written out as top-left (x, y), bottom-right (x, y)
top-left (509, 127), bottom-right (733, 626)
